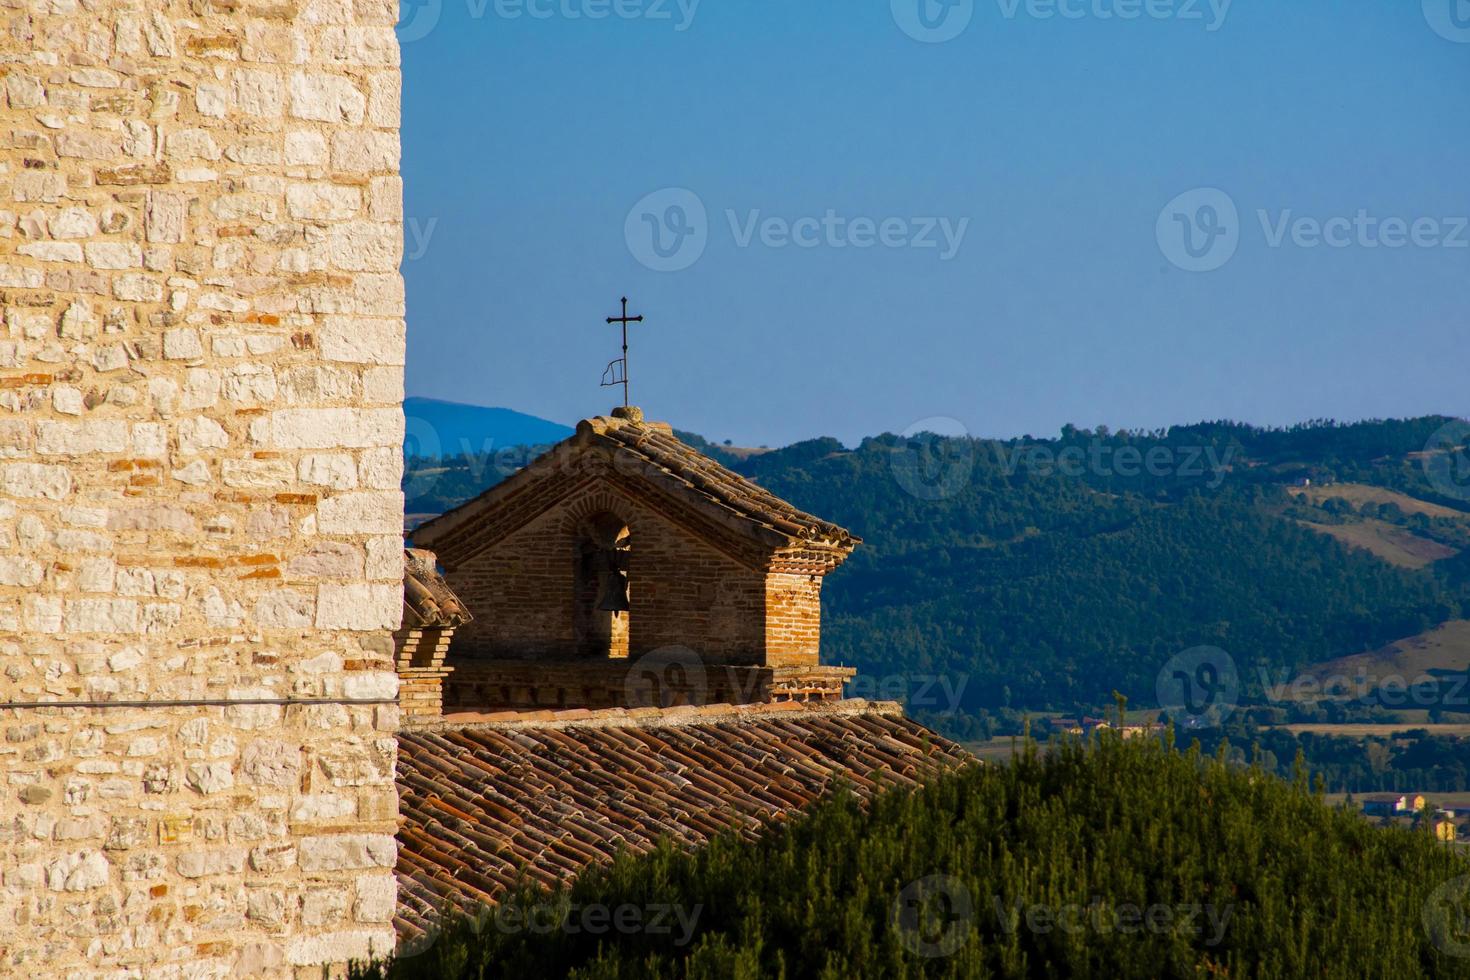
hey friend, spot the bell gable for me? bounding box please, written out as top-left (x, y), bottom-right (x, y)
top-left (410, 412), bottom-right (858, 678)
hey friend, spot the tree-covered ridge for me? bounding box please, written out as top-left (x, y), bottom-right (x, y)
top-left (354, 734), bottom-right (1470, 979)
top-left (402, 416), bottom-right (1470, 724)
top-left (739, 423), bottom-right (1470, 723)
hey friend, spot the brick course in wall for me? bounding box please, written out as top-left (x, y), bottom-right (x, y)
top-left (1, 2), bottom-right (406, 974)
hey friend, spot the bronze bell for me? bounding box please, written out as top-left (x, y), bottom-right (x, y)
top-left (595, 569), bottom-right (630, 612)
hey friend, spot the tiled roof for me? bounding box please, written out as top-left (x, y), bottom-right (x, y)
top-left (411, 413), bottom-right (858, 566)
top-left (401, 548), bottom-right (471, 629)
top-left (394, 700), bottom-right (972, 940)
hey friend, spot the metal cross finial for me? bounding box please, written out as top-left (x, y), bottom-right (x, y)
top-left (601, 296), bottom-right (644, 408)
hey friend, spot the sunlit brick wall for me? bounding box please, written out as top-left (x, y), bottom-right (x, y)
top-left (445, 484), bottom-right (772, 666)
top-left (763, 572), bottom-right (823, 668)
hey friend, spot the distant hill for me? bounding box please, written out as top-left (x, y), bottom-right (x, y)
top-left (403, 397), bottom-right (572, 459)
top-left (402, 414), bottom-right (1470, 731)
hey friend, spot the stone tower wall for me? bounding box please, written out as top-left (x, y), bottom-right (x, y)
top-left (1, 2), bottom-right (405, 974)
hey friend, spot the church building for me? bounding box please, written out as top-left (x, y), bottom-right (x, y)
top-left (408, 405), bottom-right (861, 711)
top-left (389, 403), bottom-right (972, 943)
top-left (383, 404), bottom-right (974, 944)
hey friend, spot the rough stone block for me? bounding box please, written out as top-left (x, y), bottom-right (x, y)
top-left (316, 491), bottom-right (404, 534)
top-left (45, 850), bottom-right (109, 891)
top-left (315, 584), bottom-right (401, 630)
top-left (318, 317), bottom-right (406, 365)
top-left (297, 834), bottom-right (396, 872)
top-left (267, 408), bottom-right (404, 450)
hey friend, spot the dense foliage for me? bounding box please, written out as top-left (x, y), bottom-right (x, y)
top-left (354, 734), bottom-right (1470, 979)
top-left (1181, 715), bottom-right (1470, 795)
top-left (403, 444), bottom-right (550, 519)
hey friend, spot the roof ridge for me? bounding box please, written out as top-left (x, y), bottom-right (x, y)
top-left (412, 414), bottom-right (859, 568)
top-left (410, 698), bottom-right (904, 734)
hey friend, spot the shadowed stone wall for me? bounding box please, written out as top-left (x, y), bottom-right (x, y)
top-left (0, 1), bottom-right (406, 974)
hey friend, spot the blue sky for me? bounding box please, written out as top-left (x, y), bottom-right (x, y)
top-left (397, 0), bottom-right (1470, 447)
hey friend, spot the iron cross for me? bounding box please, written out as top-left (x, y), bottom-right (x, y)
top-left (602, 297), bottom-right (644, 408)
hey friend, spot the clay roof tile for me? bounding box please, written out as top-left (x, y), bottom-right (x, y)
top-left (394, 709), bottom-right (973, 938)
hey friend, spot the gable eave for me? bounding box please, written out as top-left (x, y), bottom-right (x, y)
top-left (410, 417), bottom-right (860, 571)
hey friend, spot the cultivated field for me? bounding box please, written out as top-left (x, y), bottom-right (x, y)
top-left (1288, 482), bottom-right (1470, 520)
top-left (1297, 518), bottom-right (1457, 569)
top-left (1288, 620), bottom-right (1470, 699)
top-left (1283, 723), bottom-right (1470, 738)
